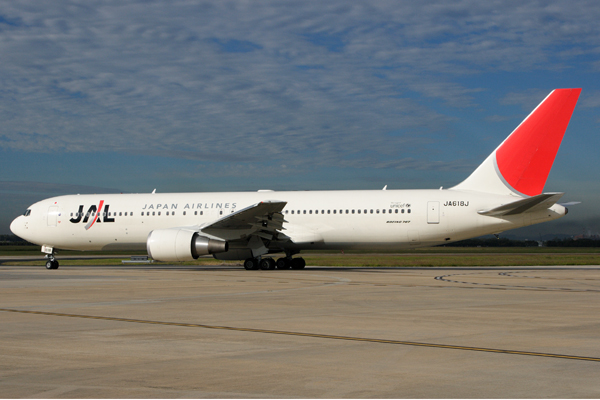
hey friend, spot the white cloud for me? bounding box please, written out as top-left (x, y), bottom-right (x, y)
top-left (0, 0), bottom-right (599, 172)
top-left (0, 181), bottom-right (122, 195)
top-left (499, 89), bottom-right (551, 111)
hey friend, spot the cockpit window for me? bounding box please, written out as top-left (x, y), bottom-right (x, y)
top-left (24, 209), bottom-right (31, 217)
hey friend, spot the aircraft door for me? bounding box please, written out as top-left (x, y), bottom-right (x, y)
top-left (47, 206), bottom-right (59, 227)
top-left (427, 201), bottom-right (440, 224)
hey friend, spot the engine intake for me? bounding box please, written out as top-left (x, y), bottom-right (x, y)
top-left (147, 229), bottom-right (228, 262)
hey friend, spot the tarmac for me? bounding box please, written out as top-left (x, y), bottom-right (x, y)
top-left (1, 263), bottom-right (600, 398)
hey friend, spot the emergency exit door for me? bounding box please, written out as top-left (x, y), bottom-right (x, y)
top-left (47, 206), bottom-right (59, 227)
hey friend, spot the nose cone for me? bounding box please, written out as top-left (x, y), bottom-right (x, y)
top-left (10, 216), bottom-right (26, 240)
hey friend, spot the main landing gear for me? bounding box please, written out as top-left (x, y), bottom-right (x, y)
top-left (243, 257), bottom-right (306, 270)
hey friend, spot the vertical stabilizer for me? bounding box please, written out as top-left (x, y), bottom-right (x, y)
top-left (452, 88), bottom-right (581, 197)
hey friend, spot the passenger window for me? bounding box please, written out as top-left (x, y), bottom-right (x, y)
top-left (382, 209), bottom-right (386, 214)
top-left (183, 211), bottom-right (186, 216)
top-left (141, 212), bottom-right (144, 216)
top-left (220, 211), bottom-right (223, 215)
top-left (321, 210), bottom-right (324, 214)
top-left (376, 209), bottom-right (379, 214)
top-left (327, 210), bottom-right (330, 214)
top-left (152, 212), bottom-right (155, 216)
top-left (309, 210), bottom-right (312, 214)
top-left (352, 210), bottom-right (355, 214)
top-left (291, 210), bottom-right (294, 214)
top-left (357, 210), bottom-right (361, 214)
top-left (370, 209), bottom-right (373, 214)
top-left (333, 210), bottom-right (336, 214)
top-left (408, 209), bottom-right (411, 213)
top-left (119, 212), bottom-right (122, 216)
top-left (200, 211), bottom-right (203, 215)
top-left (395, 209), bottom-right (398, 213)
top-left (303, 210), bottom-right (306, 214)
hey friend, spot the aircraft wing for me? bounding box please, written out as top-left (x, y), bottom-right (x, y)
top-left (478, 192), bottom-right (564, 216)
top-left (199, 200), bottom-right (288, 241)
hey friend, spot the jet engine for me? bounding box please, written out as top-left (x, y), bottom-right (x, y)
top-left (147, 229), bottom-right (228, 262)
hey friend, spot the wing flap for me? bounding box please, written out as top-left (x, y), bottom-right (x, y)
top-left (478, 193), bottom-right (564, 216)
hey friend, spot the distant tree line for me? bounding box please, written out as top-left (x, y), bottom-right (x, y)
top-left (545, 238), bottom-right (600, 247)
top-left (447, 237), bottom-right (600, 247)
top-left (445, 238), bottom-right (540, 247)
top-left (0, 235), bottom-right (33, 246)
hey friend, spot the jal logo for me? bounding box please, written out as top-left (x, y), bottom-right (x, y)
top-left (69, 201), bottom-right (115, 230)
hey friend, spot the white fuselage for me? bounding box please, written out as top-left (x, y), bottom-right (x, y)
top-left (10, 189), bottom-right (566, 255)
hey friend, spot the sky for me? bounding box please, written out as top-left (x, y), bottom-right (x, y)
top-left (1, 0), bottom-right (599, 238)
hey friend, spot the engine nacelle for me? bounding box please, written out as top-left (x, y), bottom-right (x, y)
top-left (147, 229), bottom-right (228, 262)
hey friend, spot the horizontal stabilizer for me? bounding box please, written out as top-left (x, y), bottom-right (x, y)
top-left (559, 201), bottom-right (581, 207)
top-left (478, 193), bottom-right (564, 216)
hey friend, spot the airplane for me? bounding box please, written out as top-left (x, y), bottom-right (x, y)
top-left (10, 88), bottom-right (581, 271)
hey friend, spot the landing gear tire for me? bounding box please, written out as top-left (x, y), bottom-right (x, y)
top-left (46, 260), bottom-right (59, 270)
top-left (291, 257), bottom-right (306, 269)
top-left (244, 258), bottom-right (259, 270)
top-left (259, 258), bottom-right (275, 270)
top-left (276, 258), bottom-right (291, 269)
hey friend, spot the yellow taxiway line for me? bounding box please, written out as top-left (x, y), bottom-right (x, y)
top-left (2, 308), bottom-right (599, 363)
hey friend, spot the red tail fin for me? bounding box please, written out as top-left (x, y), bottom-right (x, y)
top-left (452, 89), bottom-right (581, 197)
top-left (496, 88), bottom-right (581, 196)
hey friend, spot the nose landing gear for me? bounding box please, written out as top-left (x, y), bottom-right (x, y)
top-left (45, 255), bottom-right (59, 270)
top-left (43, 247), bottom-right (59, 269)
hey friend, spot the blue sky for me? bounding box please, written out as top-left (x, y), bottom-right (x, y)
top-left (1, 0), bottom-right (599, 238)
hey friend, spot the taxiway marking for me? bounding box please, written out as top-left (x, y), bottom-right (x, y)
top-left (2, 308), bottom-right (599, 363)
